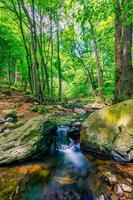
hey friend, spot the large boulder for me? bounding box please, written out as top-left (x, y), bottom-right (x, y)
top-left (80, 99), bottom-right (133, 162)
top-left (0, 115), bottom-right (56, 164)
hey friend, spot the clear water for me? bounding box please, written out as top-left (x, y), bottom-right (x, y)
top-left (0, 126), bottom-right (132, 200)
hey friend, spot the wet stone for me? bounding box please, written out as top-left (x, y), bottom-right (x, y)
top-left (124, 192), bottom-right (132, 199)
top-left (126, 178), bottom-right (133, 184)
top-left (99, 193), bottom-right (106, 200)
top-left (72, 121), bottom-right (81, 127)
top-left (103, 171), bottom-right (117, 185)
top-left (120, 184), bottom-right (132, 193)
top-left (114, 184), bottom-right (123, 197)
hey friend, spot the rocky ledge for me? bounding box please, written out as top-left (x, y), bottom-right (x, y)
top-left (80, 99), bottom-right (133, 162)
top-left (0, 115), bottom-right (56, 164)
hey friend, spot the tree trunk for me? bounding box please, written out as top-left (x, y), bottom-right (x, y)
top-left (17, 0), bottom-right (33, 92)
top-left (50, 12), bottom-right (54, 101)
top-left (114, 0), bottom-right (133, 102)
top-left (90, 23), bottom-right (103, 100)
top-left (56, 17), bottom-right (62, 101)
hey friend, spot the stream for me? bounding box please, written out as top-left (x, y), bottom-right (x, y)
top-left (0, 126), bottom-right (133, 200)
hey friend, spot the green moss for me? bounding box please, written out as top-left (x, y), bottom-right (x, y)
top-left (21, 130), bottom-right (39, 143)
top-left (81, 99), bottom-right (133, 160)
top-left (14, 121), bottom-right (24, 128)
top-left (4, 122), bottom-right (15, 129)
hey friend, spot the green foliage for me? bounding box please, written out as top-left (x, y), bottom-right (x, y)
top-left (0, 0), bottom-right (131, 101)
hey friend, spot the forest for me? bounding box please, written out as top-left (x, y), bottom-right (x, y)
top-left (0, 0), bottom-right (132, 103)
top-left (0, 0), bottom-right (133, 200)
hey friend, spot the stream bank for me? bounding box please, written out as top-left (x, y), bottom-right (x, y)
top-left (0, 87), bottom-right (133, 199)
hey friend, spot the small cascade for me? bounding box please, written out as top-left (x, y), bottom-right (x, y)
top-left (56, 125), bottom-right (70, 150)
top-left (56, 125), bottom-right (89, 170)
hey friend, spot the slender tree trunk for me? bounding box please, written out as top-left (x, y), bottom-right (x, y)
top-left (31, 0), bottom-right (44, 102)
top-left (90, 23), bottom-right (103, 100)
top-left (56, 17), bottom-right (62, 101)
top-left (8, 52), bottom-right (11, 86)
top-left (50, 12), bottom-right (54, 101)
top-left (17, 0), bottom-right (33, 92)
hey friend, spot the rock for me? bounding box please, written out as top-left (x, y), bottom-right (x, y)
top-left (0, 115), bottom-right (56, 164)
top-left (120, 183), bottom-right (132, 192)
top-left (126, 178), bottom-right (133, 184)
top-left (0, 126), bottom-right (3, 133)
top-left (99, 193), bottom-right (106, 200)
top-left (80, 99), bottom-right (133, 162)
top-left (74, 108), bottom-right (85, 114)
top-left (114, 184), bottom-right (123, 197)
top-left (103, 171), bottom-right (117, 184)
top-left (68, 128), bottom-right (80, 141)
top-left (0, 116), bottom-right (5, 124)
top-left (5, 117), bottom-right (15, 123)
top-left (72, 121), bottom-right (81, 127)
top-left (111, 194), bottom-right (118, 200)
top-left (3, 129), bottom-right (11, 134)
top-left (124, 192), bottom-right (133, 199)
top-left (71, 119), bottom-right (77, 123)
top-left (3, 110), bottom-right (17, 122)
top-left (4, 122), bottom-right (15, 129)
top-left (14, 121), bottom-right (24, 128)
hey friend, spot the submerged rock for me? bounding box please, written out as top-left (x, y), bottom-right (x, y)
top-left (0, 115), bottom-right (56, 164)
top-left (80, 99), bottom-right (133, 162)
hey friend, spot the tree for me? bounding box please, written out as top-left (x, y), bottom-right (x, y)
top-left (114, 0), bottom-right (133, 102)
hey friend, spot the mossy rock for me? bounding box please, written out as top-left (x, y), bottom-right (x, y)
top-left (4, 122), bottom-right (15, 129)
top-left (0, 114), bottom-right (56, 164)
top-left (80, 99), bottom-right (133, 162)
top-left (3, 110), bottom-right (17, 122)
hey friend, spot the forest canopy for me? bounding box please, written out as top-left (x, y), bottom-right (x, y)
top-left (0, 0), bottom-right (132, 103)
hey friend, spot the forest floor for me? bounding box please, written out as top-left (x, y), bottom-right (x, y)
top-left (0, 85), bottom-right (106, 125)
top-left (0, 86), bottom-right (133, 200)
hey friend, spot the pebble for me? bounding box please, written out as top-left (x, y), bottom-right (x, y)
top-left (114, 183), bottom-right (123, 197)
top-left (120, 183), bottom-right (132, 192)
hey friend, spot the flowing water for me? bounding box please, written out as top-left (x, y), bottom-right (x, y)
top-left (0, 126), bottom-right (133, 200)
